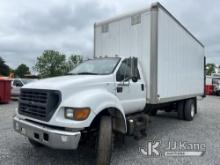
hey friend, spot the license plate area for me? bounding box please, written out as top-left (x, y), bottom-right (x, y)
top-left (15, 121), bottom-right (49, 143)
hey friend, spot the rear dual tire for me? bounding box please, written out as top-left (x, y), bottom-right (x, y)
top-left (177, 101), bottom-right (185, 120)
top-left (184, 99), bottom-right (196, 121)
top-left (177, 98), bottom-right (196, 121)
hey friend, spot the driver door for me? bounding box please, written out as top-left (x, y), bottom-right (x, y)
top-left (115, 58), bottom-right (146, 114)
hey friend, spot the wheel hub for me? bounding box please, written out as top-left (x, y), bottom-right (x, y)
top-left (191, 105), bottom-right (195, 117)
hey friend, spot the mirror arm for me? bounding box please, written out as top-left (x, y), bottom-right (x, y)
top-left (121, 77), bottom-right (131, 86)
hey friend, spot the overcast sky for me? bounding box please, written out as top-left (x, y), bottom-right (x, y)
top-left (0, 0), bottom-right (220, 70)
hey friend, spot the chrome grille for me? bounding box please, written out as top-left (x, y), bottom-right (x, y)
top-left (18, 89), bottom-right (61, 121)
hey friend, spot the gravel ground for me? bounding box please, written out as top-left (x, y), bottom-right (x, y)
top-left (0, 96), bottom-right (220, 165)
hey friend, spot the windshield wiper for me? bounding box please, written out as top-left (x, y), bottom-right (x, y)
top-left (76, 72), bottom-right (99, 75)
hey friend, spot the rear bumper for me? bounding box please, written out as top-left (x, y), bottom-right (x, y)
top-left (13, 116), bottom-right (81, 150)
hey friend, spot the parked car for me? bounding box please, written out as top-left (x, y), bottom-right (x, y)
top-left (11, 78), bottom-right (36, 96)
top-left (13, 3), bottom-right (205, 165)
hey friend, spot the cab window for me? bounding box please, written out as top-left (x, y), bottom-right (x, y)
top-left (116, 59), bottom-right (132, 82)
top-left (116, 58), bottom-right (141, 82)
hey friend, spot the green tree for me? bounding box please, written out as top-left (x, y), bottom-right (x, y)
top-left (34, 50), bottom-right (67, 78)
top-left (15, 64), bottom-right (30, 78)
top-left (66, 54), bottom-right (83, 72)
top-left (206, 63), bottom-right (215, 75)
top-left (0, 57), bottom-right (10, 76)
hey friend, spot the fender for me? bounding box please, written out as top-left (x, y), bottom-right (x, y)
top-left (50, 88), bottom-right (127, 133)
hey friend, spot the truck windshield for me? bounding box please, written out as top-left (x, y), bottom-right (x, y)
top-left (69, 58), bottom-right (120, 75)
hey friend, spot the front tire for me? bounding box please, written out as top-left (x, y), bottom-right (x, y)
top-left (96, 116), bottom-right (113, 165)
top-left (184, 99), bottom-right (196, 121)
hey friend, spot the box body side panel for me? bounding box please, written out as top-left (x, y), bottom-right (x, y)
top-left (157, 8), bottom-right (204, 101)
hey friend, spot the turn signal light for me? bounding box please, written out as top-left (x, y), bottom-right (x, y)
top-left (74, 108), bottom-right (90, 121)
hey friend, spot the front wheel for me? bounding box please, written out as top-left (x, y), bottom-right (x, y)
top-left (96, 116), bottom-right (113, 165)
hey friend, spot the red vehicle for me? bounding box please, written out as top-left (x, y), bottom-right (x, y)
top-left (0, 78), bottom-right (11, 103)
top-left (206, 75), bottom-right (220, 95)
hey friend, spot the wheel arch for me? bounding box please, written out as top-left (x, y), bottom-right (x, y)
top-left (90, 107), bottom-right (127, 134)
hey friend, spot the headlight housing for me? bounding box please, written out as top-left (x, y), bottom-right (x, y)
top-left (64, 107), bottom-right (90, 121)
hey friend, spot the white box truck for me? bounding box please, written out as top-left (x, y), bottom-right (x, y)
top-left (13, 3), bottom-right (205, 165)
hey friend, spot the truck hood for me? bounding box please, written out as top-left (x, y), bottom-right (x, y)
top-left (23, 75), bottom-right (113, 90)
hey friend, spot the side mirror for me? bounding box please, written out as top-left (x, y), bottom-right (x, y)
top-left (131, 57), bottom-right (138, 83)
top-left (132, 76), bottom-right (138, 82)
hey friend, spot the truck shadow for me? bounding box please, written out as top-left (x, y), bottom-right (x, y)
top-left (24, 145), bottom-right (97, 165)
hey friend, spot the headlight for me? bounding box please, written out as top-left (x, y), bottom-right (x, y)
top-left (65, 108), bottom-right (75, 119)
top-left (64, 107), bottom-right (90, 121)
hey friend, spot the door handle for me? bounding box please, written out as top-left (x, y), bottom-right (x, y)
top-left (141, 84), bottom-right (144, 91)
top-left (117, 86), bottom-right (123, 93)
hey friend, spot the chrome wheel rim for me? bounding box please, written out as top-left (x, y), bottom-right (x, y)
top-left (191, 104), bottom-right (195, 117)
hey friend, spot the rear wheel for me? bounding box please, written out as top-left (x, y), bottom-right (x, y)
top-left (177, 101), bottom-right (185, 120)
top-left (96, 116), bottom-right (113, 165)
top-left (184, 99), bottom-right (196, 121)
top-left (28, 138), bottom-right (43, 147)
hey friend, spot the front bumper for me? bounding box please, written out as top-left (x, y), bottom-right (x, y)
top-left (13, 116), bottom-right (81, 150)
